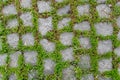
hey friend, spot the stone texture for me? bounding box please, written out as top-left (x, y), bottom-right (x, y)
top-left (0, 54), bottom-right (7, 66)
top-left (38, 17), bottom-right (53, 36)
top-left (114, 47), bottom-right (120, 57)
top-left (24, 51), bottom-right (38, 65)
top-left (95, 22), bottom-right (113, 36)
top-left (61, 48), bottom-right (74, 61)
top-left (40, 39), bottom-right (55, 52)
top-left (96, 0), bottom-right (106, 3)
top-left (97, 40), bottom-right (112, 54)
top-left (9, 74), bottom-right (17, 80)
top-left (20, 0), bottom-right (32, 9)
top-left (55, 0), bottom-right (63, 3)
top-left (98, 58), bottom-right (112, 73)
top-left (116, 16), bottom-right (120, 28)
top-left (81, 74), bottom-right (94, 80)
top-left (7, 33), bottom-right (19, 48)
top-left (44, 59), bottom-right (55, 75)
top-left (77, 4), bottom-right (90, 16)
top-left (28, 70), bottom-right (38, 80)
top-left (79, 37), bottom-right (91, 49)
top-left (0, 74), bottom-right (3, 80)
top-left (60, 32), bottom-right (74, 46)
top-left (37, 1), bottom-right (51, 13)
top-left (98, 76), bottom-right (112, 80)
top-left (116, 2), bottom-right (120, 6)
top-left (22, 33), bottom-right (34, 46)
top-left (7, 18), bottom-right (18, 28)
top-left (96, 4), bottom-right (111, 18)
top-left (117, 31), bottom-right (120, 40)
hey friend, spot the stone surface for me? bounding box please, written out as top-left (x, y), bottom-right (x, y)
top-left (58, 18), bottom-right (71, 29)
top-left (20, 0), bottom-right (32, 9)
top-left (97, 40), bottom-right (112, 54)
top-left (55, 0), bottom-right (63, 3)
top-left (96, 4), bottom-right (111, 18)
top-left (38, 17), bottom-right (53, 36)
top-left (98, 76), bottom-right (112, 80)
top-left (96, 0), bottom-right (106, 3)
top-left (28, 70), bottom-right (38, 80)
top-left (79, 37), bottom-right (91, 49)
top-left (74, 21), bottom-right (90, 31)
top-left (44, 59), bottom-right (55, 75)
top-left (22, 33), bottom-right (34, 46)
top-left (114, 47), bottom-right (120, 57)
top-left (60, 32), bottom-right (74, 46)
top-left (62, 66), bottom-right (76, 80)
top-left (77, 4), bottom-right (90, 16)
top-left (9, 74), bottom-right (17, 80)
top-left (7, 33), bottom-right (19, 48)
top-left (81, 74), bottom-right (94, 80)
top-left (61, 47), bottom-right (74, 61)
top-left (40, 39), bottom-right (55, 52)
top-left (24, 51), bottom-right (38, 65)
top-left (0, 74), bottom-right (3, 80)
top-left (20, 12), bottom-right (33, 27)
top-left (116, 16), bottom-right (120, 28)
top-left (116, 2), bottom-right (120, 6)
top-left (98, 58), bottom-right (112, 73)
top-left (0, 54), bottom-right (7, 66)
top-left (37, 1), bottom-right (51, 13)
top-left (117, 31), bottom-right (120, 40)
top-left (2, 4), bottom-right (17, 16)
top-left (95, 22), bottom-right (113, 36)
top-left (7, 18), bottom-right (18, 28)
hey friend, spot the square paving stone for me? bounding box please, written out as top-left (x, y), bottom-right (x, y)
top-left (81, 74), bottom-right (94, 80)
top-left (20, 0), bottom-right (32, 9)
top-left (117, 31), bottom-right (120, 40)
top-left (9, 74), bottom-right (17, 80)
top-left (96, 0), bottom-right (106, 3)
top-left (0, 54), bottom-right (7, 66)
top-left (6, 18), bottom-right (18, 29)
top-left (55, 0), bottom-right (63, 3)
top-left (28, 70), bottom-right (38, 80)
top-left (98, 76), bottom-right (112, 80)
top-left (114, 47), bottom-right (120, 57)
top-left (116, 16), bottom-right (120, 28)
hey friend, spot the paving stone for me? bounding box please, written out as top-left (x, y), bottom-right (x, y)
top-left (116, 16), bottom-right (120, 28)
top-left (38, 17), bottom-right (53, 36)
top-left (97, 40), bottom-right (112, 54)
top-left (6, 18), bottom-right (18, 28)
top-left (61, 47), bottom-right (74, 61)
top-left (96, 0), bottom-right (106, 3)
top-left (81, 74), bottom-right (94, 80)
top-left (116, 2), bottom-right (120, 6)
top-left (20, 0), bottom-right (32, 9)
top-left (0, 73), bottom-right (3, 80)
top-left (58, 18), bottom-right (71, 29)
top-left (98, 76), bottom-right (112, 80)
top-left (0, 54), bottom-right (7, 66)
top-left (7, 33), bottom-right (19, 48)
top-left (79, 37), bottom-right (91, 49)
top-left (22, 33), bottom-right (34, 46)
top-left (44, 59), bottom-right (55, 75)
top-left (9, 74), bottom-right (17, 80)
top-left (28, 70), bottom-right (38, 80)
top-left (98, 58), bottom-right (112, 73)
top-left (40, 39), bottom-right (55, 52)
top-left (74, 21), bottom-right (90, 31)
top-left (60, 32), bottom-right (74, 46)
top-left (20, 12), bottom-right (33, 27)
top-left (2, 4), bottom-right (17, 16)
top-left (114, 47), bottom-right (120, 57)
top-left (77, 4), bottom-right (90, 16)
top-left (117, 31), bottom-right (120, 40)
top-left (37, 1), bottom-right (51, 13)
top-left (24, 51), bottom-right (38, 65)
top-left (62, 66), bottom-right (76, 80)
top-left (78, 55), bottom-right (91, 69)
top-left (95, 22), bottom-right (113, 36)
top-left (9, 51), bottom-right (21, 67)
top-left (96, 4), bottom-right (111, 18)
top-left (57, 5), bottom-right (70, 16)
top-left (55, 0), bottom-right (63, 3)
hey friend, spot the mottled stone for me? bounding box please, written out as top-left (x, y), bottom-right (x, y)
top-left (114, 47), bottom-right (120, 57)
top-left (9, 74), bottom-right (17, 80)
top-left (28, 70), bottom-right (38, 80)
top-left (81, 74), bottom-right (94, 80)
top-left (98, 76), bottom-right (112, 80)
top-left (117, 31), bottom-right (120, 40)
top-left (96, 0), bottom-right (106, 3)
top-left (0, 54), bottom-right (7, 66)
top-left (7, 18), bottom-right (18, 28)
top-left (20, 0), bottom-right (32, 9)
top-left (116, 16), bottom-right (120, 28)
top-left (55, 0), bottom-right (63, 3)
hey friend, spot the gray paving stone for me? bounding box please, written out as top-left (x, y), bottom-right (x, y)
top-left (77, 4), bottom-right (90, 16)
top-left (24, 51), bottom-right (38, 65)
top-left (116, 2), bottom-right (120, 6)
top-left (74, 21), bottom-right (90, 31)
top-left (78, 55), bottom-right (91, 69)
top-left (97, 40), bottom-right (112, 54)
top-left (20, 0), bottom-right (32, 9)
top-left (38, 17), bottom-right (53, 36)
top-left (96, 4), bottom-right (111, 18)
top-left (114, 47), bottom-right (120, 57)
top-left (9, 74), bottom-right (17, 80)
top-left (62, 66), bottom-right (76, 80)
top-left (96, 0), bottom-right (106, 3)
top-left (28, 70), bottom-right (38, 80)
top-left (98, 76), bottom-right (112, 80)
top-left (117, 31), bottom-right (120, 40)
top-left (98, 58), bottom-right (112, 73)
top-left (37, 1), bottom-right (51, 13)
top-left (55, 0), bottom-right (63, 3)
top-left (7, 18), bottom-right (18, 28)
top-left (7, 33), bottom-right (19, 48)
top-left (40, 39), bottom-right (55, 52)
top-left (44, 59), bottom-right (55, 75)
top-left (116, 16), bottom-right (120, 28)
top-left (22, 33), bottom-right (34, 46)
top-left (57, 5), bottom-right (70, 16)
top-left (81, 74), bottom-right (94, 80)
top-left (0, 73), bottom-right (3, 80)
top-left (2, 4), bottom-right (17, 16)
top-left (9, 51), bottom-right (21, 67)
top-left (58, 18), bottom-right (71, 29)
top-left (60, 32), bottom-right (74, 46)
top-left (79, 37), bottom-right (91, 49)
top-left (20, 12), bottom-right (33, 27)
top-left (0, 54), bottom-right (7, 66)
top-left (95, 22), bottom-right (113, 36)
top-left (61, 47), bottom-right (74, 61)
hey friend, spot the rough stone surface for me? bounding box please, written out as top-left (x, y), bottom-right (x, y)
top-left (40, 39), bottom-right (55, 52)
top-left (0, 74), bottom-right (3, 80)
top-left (22, 33), bottom-right (34, 46)
top-left (60, 32), bottom-right (74, 46)
top-left (116, 16), bottom-right (120, 28)
top-left (37, 1), bottom-right (51, 13)
top-left (24, 51), bottom-right (38, 65)
top-left (97, 40), bottom-right (112, 54)
top-left (114, 47), bottom-right (120, 57)
top-left (96, 0), bottom-right (106, 3)
top-left (77, 4), bottom-right (90, 16)
top-left (95, 22), bottom-right (113, 36)
top-left (44, 59), bottom-right (55, 75)
top-left (61, 48), bottom-right (74, 61)
top-left (7, 33), bottom-right (19, 48)
top-left (116, 2), bottom-right (120, 6)
top-left (96, 4), bottom-right (111, 18)
top-left (55, 0), bottom-right (63, 3)
top-left (38, 17), bottom-right (53, 36)
top-left (98, 58), bottom-right (112, 73)
top-left (28, 70), bottom-right (38, 80)
top-left (7, 18), bottom-right (18, 28)
top-left (0, 54), bottom-right (7, 66)
top-left (81, 74), bottom-right (94, 80)
top-left (98, 76), bottom-right (112, 80)
top-left (117, 31), bottom-right (120, 40)
top-left (20, 0), bottom-right (32, 9)
top-left (9, 74), bottom-right (17, 80)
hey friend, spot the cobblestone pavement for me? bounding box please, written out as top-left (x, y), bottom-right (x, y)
top-left (0, 0), bottom-right (120, 80)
